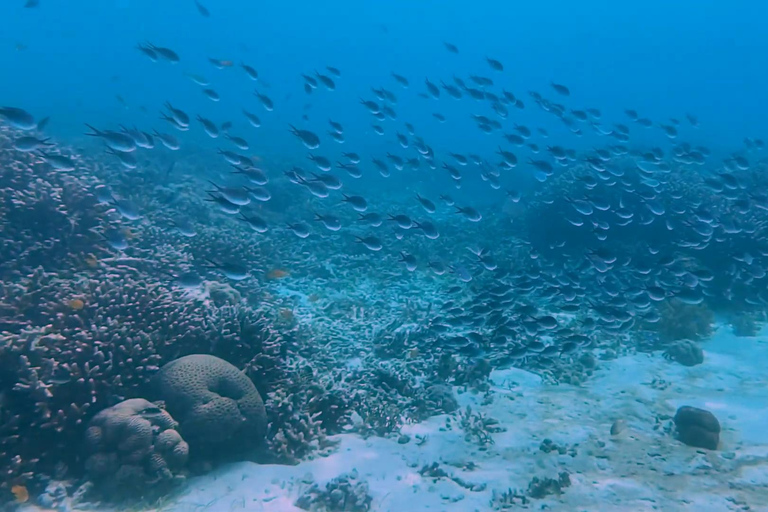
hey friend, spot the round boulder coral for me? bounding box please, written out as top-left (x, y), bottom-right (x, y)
top-left (153, 354), bottom-right (266, 455)
top-left (663, 339), bottom-right (704, 366)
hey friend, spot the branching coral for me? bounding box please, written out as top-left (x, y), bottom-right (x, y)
top-left (452, 405), bottom-right (506, 447)
top-left (295, 471), bottom-right (372, 512)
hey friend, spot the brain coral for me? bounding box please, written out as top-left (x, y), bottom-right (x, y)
top-left (153, 354), bottom-right (266, 456)
top-left (83, 398), bottom-right (188, 499)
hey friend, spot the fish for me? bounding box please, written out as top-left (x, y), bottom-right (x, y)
top-left (341, 193), bottom-right (368, 212)
top-left (208, 181), bottom-right (250, 205)
top-left (197, 115), bottom-right (220, 138)
top-left (241, 62), bottom-right (258, 81)
top-left (176, 271), bottom-right (203, 289)
top-left (243, 109), bottom-right (261, 128)
top-left (105, 147), bottom-right (138, 168)
top-left (202, 88), bottom-right (220, 101)
top-left (254, 90), bottom-right (274, 111)
top-left (551, 82), bottom-right (570, 96)
top-left (194, 0), bottom-right (210, 17)
top-left (13, 135), bottom-right (53, 152)
top-left (399, 252), bottom-right (417, 271)
top-left (0, 106), bottom-right (36, 130)
top-left (238, 212), bottom-right (268, 233)
top-left (425, 78), bottom-right (440, 99)
top-left (290, 125), bottom-right (320, 149)
top-left (11, 485), bottom-right (29, 503)
top-left (153, 130), bottom-right (180, 150)
top-left (355, 235), bottom-right (383, 251)
top-left (286, 222), bottom-right (310, 238)
top-left (358, 212), bottom-right (383, 227)
top-left (146, 43), bottom-right (179, 63)
top-left (455, 205), bottom-right (482, 222)
top-left (392, 72), bottom-right (409, 87)
top-left (486, 57), bottom-right (503, 71)
top-left (416, 194), bottom-right (436, 213)
top-left (316, 71), bottom-right (336, 90)
top-left (443, 42), bottom-right (459, 53)
top-left (84, 124), bottom-right (136, 152)
top-left (204, 259), bottom-right (249, 280)
top-left (185, 72), bottom-right (210, 86)
top-left (314, 212), bottom-right (341, 231)
top-left (225, 134), bottom-right (249, 150)
top-left (113, 198), bottom-right (141, 220)
top-left (208, 57), bottom-right (234, 69)
top-left (39, 151), bottom-right (76, 171)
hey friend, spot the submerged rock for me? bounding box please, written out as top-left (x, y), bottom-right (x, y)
top-left (610, 419), bottom-right (627, 436)
top-left (674, 406), bottom-right (720, 450)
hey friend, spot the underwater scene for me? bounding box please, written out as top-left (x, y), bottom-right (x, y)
top-left (2, 0), bottom-right (768, 510)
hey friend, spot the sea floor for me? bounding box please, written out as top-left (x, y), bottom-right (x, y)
top-left (127, 324), bottom-right (768, 512)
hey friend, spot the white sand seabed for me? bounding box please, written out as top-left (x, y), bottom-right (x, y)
top-left (153, 325), bottom-right (768, 512)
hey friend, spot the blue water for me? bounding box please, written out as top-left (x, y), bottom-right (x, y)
top-left (3, 0), bottom-right (767, 163)
top-left (4, 0), bottom-right (768, 509)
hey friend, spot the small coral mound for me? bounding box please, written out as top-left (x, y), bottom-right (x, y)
top-left (527, 472), bottom-right (571, 499)
top-left (295, 471), bottom-right (372, 512)
top-left (729, 312), bottom-right (762, 337)
top-left (83, 398), bottom-right (188, 499)
top-left (423, 384), bottom-right (459, 414)
top-left (655, 300), bottom-right (714, 343)
top-left (674, 405), bottom-right (720, 450)
top-left (153, 354), bottom-right (266, 457)
top-left (663, 339), bottom-right (704, 366)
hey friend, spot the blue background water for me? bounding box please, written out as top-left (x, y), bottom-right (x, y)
top-left (2, 0), bottom-right (767, 200)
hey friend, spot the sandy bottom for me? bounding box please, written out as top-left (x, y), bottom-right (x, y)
top-left (140, 325), bottom-right (768, 512)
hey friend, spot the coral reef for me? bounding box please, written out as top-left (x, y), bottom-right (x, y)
top-left (83, 398), bottom-right (188, 499)
top-left (0, 126), bottom-right (298, 489)
top-left (0, 127), bottom-right (105, 278)
top-left (0, 263), bottom-right (285, 484)
top-left (152, 354), bottom-right (266, 457)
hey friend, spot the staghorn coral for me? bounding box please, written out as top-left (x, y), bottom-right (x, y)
top-left (452, 405), bottom-right (506, 448)
top-left (83, 398), bottom-right (188, 500)
top-left (0, 125), bottom-right (107, 278)
top-left (152, 354), bottom-right (267, 457)
top-left (264, 386), bottom-right (337, 464)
